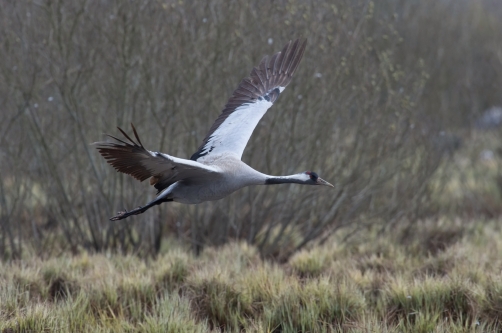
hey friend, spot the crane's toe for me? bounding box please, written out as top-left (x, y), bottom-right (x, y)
top-left (110, 210), bottom-right (128, 221)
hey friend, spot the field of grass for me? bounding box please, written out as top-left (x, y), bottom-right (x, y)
top-left (2, 218), bottom-right (502, 332)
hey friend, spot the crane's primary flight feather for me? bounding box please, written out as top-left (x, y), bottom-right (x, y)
top-left (191, 39), bottom-right (307, 161)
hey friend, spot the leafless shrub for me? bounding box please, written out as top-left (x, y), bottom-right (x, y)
top-left (0, 0), bottom-right (501, 259)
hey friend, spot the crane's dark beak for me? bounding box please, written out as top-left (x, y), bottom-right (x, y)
top-left (316, 177), bottom-right (334, 187)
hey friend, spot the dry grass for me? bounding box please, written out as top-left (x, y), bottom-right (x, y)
top-left (2, 219), bottom-right (502, 332)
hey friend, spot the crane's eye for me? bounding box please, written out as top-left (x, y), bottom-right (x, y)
top-left (307, 171), bottom-right (318, 181)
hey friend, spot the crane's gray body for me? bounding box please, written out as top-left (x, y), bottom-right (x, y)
top-left (160, 154), bottom-right (267, 204)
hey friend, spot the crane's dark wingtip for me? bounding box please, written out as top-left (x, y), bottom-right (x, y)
top-left (130, 123), bottom-right (144, 147)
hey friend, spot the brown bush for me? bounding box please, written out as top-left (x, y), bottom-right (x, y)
top-left (0, 0), bottom-right (501, 259)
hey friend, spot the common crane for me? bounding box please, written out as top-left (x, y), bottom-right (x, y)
top-left (95, 39), bottom-right (333, 221)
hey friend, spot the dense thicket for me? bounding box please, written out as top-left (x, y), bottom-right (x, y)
top-left (1, 0), bottom-right (501, 259)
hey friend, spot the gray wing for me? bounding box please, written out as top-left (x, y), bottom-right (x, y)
top-left (191, 39), bottom-right (307, 162)
top-left (95, 124), bottom-right (218, 193)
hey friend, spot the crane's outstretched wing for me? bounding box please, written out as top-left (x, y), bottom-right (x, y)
top-left (191, 38), bottom-right (307, 162)
top-left (95, 124), bottom-right (218, 194)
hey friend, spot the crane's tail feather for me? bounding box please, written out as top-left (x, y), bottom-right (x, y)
top-left (110, 198), bottom-right (173, 221)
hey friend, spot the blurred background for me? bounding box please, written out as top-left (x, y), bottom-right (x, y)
top-left (1, 0), bottom-right (501, 260)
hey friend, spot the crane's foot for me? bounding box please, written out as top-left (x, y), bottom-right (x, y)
top-left (110, 209), bottom-right (128, 221)
top-left (109, 206), bottom-right (146, 221)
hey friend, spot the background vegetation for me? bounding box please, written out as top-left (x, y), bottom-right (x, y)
top-left (1, 0), bottom-right (502, 330)
top-left (2, 0), bottom-right (500, 258)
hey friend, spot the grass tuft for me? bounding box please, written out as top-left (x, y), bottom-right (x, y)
top-left (386, 278), bottom-right (477, 326)
top-left (48, 276), bottom-right (75, 301)
top-left (189, 277), bottom-right (254, 330)
top-left (289, 248), bottom-right (329, 278)
top-left (481, 279), bottom-right (502, 323)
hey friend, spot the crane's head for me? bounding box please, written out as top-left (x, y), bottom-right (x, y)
top-left (304, 171), bottom-right (334, 187)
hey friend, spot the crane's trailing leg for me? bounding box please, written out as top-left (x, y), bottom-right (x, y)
top-left (110, 197), bottom-right (173, 221)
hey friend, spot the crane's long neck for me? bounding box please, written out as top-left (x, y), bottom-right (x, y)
top-left (239, 163), bottom-right (311, 186)
top-left (264, 174), bottom-right (308, 185)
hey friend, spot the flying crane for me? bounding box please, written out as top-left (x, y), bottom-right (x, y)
top-left (95, 39), bottom-right (333, 221)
